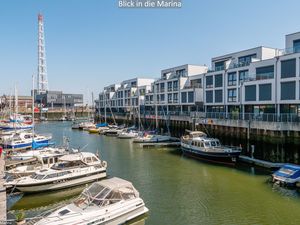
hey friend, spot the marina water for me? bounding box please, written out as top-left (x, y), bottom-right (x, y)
top-left (8, 122), bottom-right (300, 225)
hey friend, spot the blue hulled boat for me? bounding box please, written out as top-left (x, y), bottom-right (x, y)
top-left (272, 164), bottom-right (300, 187)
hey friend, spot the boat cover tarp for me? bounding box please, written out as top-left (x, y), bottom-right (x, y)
top-left (96, 123), bottom-right (108, 128)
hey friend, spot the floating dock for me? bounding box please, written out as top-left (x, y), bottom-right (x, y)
top-left (0, 154), bottom-right (6, 223)
top-left (140, 142), bottom-right (181, 148)
top-left (239, 155), bottom-right (284, 169)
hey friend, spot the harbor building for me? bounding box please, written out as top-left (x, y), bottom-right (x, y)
top-left (144, 64), bottom-right (207, 116)
top-left (35, 90), bottom-right (84, 108)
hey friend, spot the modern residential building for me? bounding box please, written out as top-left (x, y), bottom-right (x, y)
top-left (96, 31), bottom-right (300, 121)
top-left (144, 64), bottom-right (207, 115)
top-left (97, 78), bottom-right (154, 115)
top-left (35, 90), bottom-right (83, 108)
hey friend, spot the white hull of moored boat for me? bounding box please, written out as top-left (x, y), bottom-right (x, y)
top-left (15, 171), bottom-right (106, 193)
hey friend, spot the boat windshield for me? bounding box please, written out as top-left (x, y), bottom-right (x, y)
top-left (74, 183), bottom-right (137, 209)
top-left (278, 168), bottom-right (297, 176)
top-left (204, 142), bottom-right (210, 147)
top-left (30, 173), bottom-right (45, 180)
top-left (51, 161), bottom-right (86, 170)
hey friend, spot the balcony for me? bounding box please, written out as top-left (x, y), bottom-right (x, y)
top-left (281, 46), bottom-right (300, 55)
top-left (229, 61), bottom-right (251, 69)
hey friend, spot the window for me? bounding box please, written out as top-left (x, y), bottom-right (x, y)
top-left (173, 81), bottom-right (178, 91)
top-left (214, 90), bottom-right (223, 103)
top-left (256, 66), bottom-right (274, 80)
top-left (259, 84), bottom-right (272, 101)
top-left (214, 74), bottom-right (223, 87)
top-left (239, 70), bottom-right (249, 83)
top-left (228, 72), bottom-right (237, 86)
top-left (190, 79), bottom-right (202, 88)
top-left (206, 76), bottom-right (213, 88)
top-left (281, 59), bottom-right (296, 78)
top-left (181, 92), bottom-right (187, 103)
top-left (281, 81), bottom-right (296, 100)
top-left (245, 85), bottom-right (256, 101)
top-left (215, 61), bottom-right (225, 71)
top-left (176, 69), bottom-right (186, 77)
top-left (160, 94), bottom-right (165, 102)
top-left (160, 83), bottom-right (165, 92)
top-left (168, 93), bottom-right (172, 103)
top-left (238, 54), bottom-right (256, 66)
top-left (188, 92), bottom-right (194, 103)
top-left (206, 91), bottom-right (213, 103)
top-left (167, 82), bottom-right (172, 91)
top-left (228, 89), bottom-right (237, 102)
top-left (293, 39), bottom-right (300, 53)
top-left (173, 93), bottom-right (178, 103)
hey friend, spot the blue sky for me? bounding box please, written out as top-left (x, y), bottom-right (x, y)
top-left (1, 0), bottom-right (300, 102)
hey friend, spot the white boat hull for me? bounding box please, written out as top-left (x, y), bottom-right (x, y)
top-left (15, 171), bottom-right (106, 193)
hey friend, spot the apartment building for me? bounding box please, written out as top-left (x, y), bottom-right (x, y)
top-left (96, 31), bottom-right (300, 120)
top-left (144, 64), bottom-right (207, 114)
top-left (97, 78), bottom-right (154, 114)
top-left (241, 32), bottom-right (300, 117)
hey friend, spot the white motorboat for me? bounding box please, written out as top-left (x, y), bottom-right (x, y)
top-left (5, 152), bottom-right (107, 193)
top-left (2, 132), bottom-right (52, 150)
top-left (6, 147), bottom-right (72, 177)
top-left (79, 122), bottom-right (95, 130)
top-left (35, 177), bottom-right (148, 225)
top-left (118, 130), bottom-right (139, 139)
top-left (133, 134), bottom-right (171, 143)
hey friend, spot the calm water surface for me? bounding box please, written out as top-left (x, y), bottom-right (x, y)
top-left (8, 122), bottom-right (300, 225)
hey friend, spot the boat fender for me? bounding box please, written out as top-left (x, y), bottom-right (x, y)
top-left (102, 161), bottom-right (108, 168)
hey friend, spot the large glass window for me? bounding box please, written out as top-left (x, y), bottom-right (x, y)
top-left (176, 69), bottom-right (186, 77)
top-left (206, 91), bottom-right (213, 103)
top-left (206, 76), bottom-right (213, 88)
top-left (173, 81), bottom-right (178, 91)
top-left (160, 94), bottom-right (165, 102)
top-left (228, 72), bottom-right (237, 86)
top-left (256, 66), bottom-right (274, 80)
top-left (281, 81), bottom-right (296, 100)
top-left (238, 54), bottom-right (256, 66)
top-left (228, 89), bottom-right (237, 102)
top-left (190, 79), bottom-right (202, 88)
top-left (173, 93), bottom-right (178, 103)
top-left (181, 92), bottom-right (187, 103)
top-left (259, 84), bottom-right (272, 101)
top-left (293, 39), bottom-right (300, 53)
top-left (214, 90), bottom-right (223, 103)
top-left (281, 59), bottom-right (296, 78)
top-left (239, 70), bottom-right (249, 83)
top-left (167, 82), bottom-right (172, 92)
top-left (160, 83), bottom-right (165, 92)
top-left (168, 93), bottom-right (172, 103)
top-left (188, 92), bottom-right (194, 103)
top-left (215, 61), bottom-right (225, 71)
top-left (245, 85), bottom-right (256, 101)
top-left (215, 74), bottom-right (223, 87)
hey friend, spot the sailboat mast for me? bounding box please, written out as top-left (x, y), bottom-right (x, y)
top-left (15, 84), bottom-right (18, 115)
top-left (154, 85), bottom-right (158, 130)
top-left (104, 91), bottom-right (107, 124)
top-left (32, 75), bottom-right (35, 136)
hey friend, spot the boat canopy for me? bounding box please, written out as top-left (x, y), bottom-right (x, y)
top-left (74, 177), bottom-right (139, 209)
top-left (96, 123), bottom-right (108, 128)
top-left (188, 131), bottom-right (207, 138)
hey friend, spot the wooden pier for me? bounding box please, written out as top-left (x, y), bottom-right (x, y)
top-left (140, 142), bottom-right (181, 148)
top-left (239, 155), bottom-right (284, 169)
top-left (0, 154), bottom-right (6, 223)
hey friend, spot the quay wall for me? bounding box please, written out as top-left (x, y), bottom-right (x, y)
top-left (96, 114), bottom-right (300, 144)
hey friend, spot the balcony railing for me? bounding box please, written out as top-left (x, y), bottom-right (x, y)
top-left (282, 46), bottom-right (300, 55)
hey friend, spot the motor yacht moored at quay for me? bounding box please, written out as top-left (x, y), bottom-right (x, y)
top-left (181, 131), bottom-right (242, 165)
